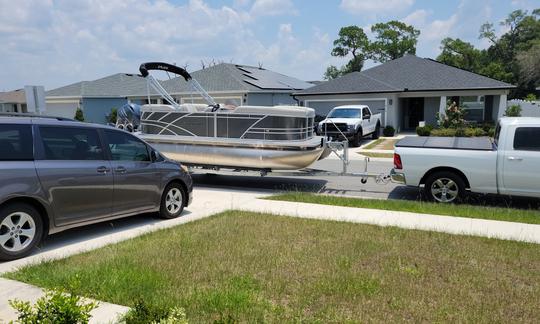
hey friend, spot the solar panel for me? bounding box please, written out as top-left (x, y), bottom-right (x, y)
top-left (238, 65), bottom-right (311, 90)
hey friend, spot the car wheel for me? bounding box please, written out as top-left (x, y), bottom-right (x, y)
top-left (0, 203), bottom-right (43, 261)
top-left (159, 183), bottom-right (186, 219)
top-left (372, 123), bottom-right (380, 139)
top-left (424, 171), bottom-right (466, 203)
top-left (350, 129), bottom-right (362, 147)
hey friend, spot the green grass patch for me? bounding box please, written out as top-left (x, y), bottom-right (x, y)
top-left (267, 192), bottom-right (540, 225)
top-left (358, 152), bottom-right (394, 158)
top-left (5, 211), bottom-right (540, 322)
top-left (361, 138), bottom-right (384, 149)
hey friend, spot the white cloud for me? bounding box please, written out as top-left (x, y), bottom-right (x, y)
top-left (250, 0), bottom-right (297, 16)
top-left (340, 0), bottom-right (414, 15)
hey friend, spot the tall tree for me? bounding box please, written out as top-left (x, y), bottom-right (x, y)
top-left (437, 38), bottom-right (482, 71)
top-left (370, 20), bottom-right (420, 62)
top-left (324, 26), bottom-right (370, 79)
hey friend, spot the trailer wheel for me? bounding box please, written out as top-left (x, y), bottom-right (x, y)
top-left (424, 171), bottom-right (466, 203)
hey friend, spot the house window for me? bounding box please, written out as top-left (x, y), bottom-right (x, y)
top-left (143, 98), bottom-right (158, 104)
top-left (460, 96), bottom-right (485, 122)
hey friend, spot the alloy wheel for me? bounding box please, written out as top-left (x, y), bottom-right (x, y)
top-left (430, 178), bottom-right (459, 203)
top-left (165, 188), bottom-right (183, 215)
top-left (0, 212), bottom-right (36, 252)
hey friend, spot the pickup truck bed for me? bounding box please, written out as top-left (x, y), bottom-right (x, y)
top-left (396, 136), bottom-right (494, 151)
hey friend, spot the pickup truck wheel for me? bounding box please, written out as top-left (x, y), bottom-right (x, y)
top-left (372, 123), bottom-right (380, 139)
top-left (351, 130), bottom-right (362, 147)
top-left (424, 172), bottom-right (466, 203)
top-left (0, 203), bottom-right (44, 261)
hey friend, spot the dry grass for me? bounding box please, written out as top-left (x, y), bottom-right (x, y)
top-left (6, 211), bottom-right (540, 323)
top-left (358, 152), bottom-right (394, 158)
top-left (362, 138), bottom-right (397, 150)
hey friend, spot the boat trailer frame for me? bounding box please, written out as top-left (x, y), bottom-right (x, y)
top-left (187, 139), bottom-right (392, 186)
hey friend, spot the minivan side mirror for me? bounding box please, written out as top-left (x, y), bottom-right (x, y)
top-left (151, 150), bottom-right (160, 162)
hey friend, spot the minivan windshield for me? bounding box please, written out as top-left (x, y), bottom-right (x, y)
top-left (327, 108), bottom-right (361, 118)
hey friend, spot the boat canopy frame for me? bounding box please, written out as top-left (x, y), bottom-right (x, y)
top-left (139, 62), bottom-right (218, 109)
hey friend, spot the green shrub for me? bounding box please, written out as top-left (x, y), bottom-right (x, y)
top-left (74, 108), bottom-right (85, 122)
top-left (430, 128), bottom-right (457, 137)
top-left (9, 289), bottom-right (97, 324)
top-left (525, 93), bottom-right (537, 102)
top-left (429, 127), bottom-right (488, 137)
top-left (416, 125), bottom-right (433, 136)
top-left (122, 299), bottom-right (188, 324)
top-left (504, 104), bottom-right (522, 117)
top-left (488, 127), bottom-right (496, 137)
top-left (107, 108), bottom-right (118, 124)
top-left (383, 125), bottom-right (395, 137)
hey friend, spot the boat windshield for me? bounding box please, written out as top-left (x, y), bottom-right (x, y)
top-left (328, 108), bottom-right (361, 118)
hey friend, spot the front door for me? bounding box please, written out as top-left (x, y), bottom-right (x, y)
top-left (35, 126), bottom-right (113, 226)
top-left (501, 126), bottom-right (540, 197)
top-left (103, 129), bottom-right (162, 215)
top-left (406, 98), bottom-right (424, 129)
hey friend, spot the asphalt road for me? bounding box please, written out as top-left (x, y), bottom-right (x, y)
top-left (192, 158), bottom-right (421, 200)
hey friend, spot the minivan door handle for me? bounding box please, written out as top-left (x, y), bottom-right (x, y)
top-left (507, 156), bottom-right (523, 161)
top-left (115, 166), bottom-right (127, 173)
top-left (97, 166), bottom-right (110, 174)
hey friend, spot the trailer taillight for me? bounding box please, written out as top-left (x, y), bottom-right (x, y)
top-left (394, 153), bottom-right (402, 169)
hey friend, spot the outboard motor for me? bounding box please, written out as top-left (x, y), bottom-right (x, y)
top-left (116, 103), bottom-right (141, 132)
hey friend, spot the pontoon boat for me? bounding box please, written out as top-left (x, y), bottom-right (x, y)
top-left (127, 62), bottom-right (327, 171)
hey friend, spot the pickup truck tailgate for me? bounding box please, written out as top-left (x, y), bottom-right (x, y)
top-left (395, 136), bottom-right (494, 151)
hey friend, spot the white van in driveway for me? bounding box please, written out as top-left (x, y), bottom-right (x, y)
top-left (391, 117), bottom-right (540, 203)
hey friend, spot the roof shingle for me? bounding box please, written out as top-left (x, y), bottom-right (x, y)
top-left (295, 55), bottom-right (515, 96)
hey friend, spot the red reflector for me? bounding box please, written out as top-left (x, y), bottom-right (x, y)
top-left (394, 153), bottom-right (402, 169)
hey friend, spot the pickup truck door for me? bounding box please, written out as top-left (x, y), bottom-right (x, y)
top-left (362, 108), bottom-right (375, 134)
top-left (501, 126), bottom-right (540, 197)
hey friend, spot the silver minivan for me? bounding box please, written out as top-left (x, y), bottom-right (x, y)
top-left (0, 115), bottom-right (193, 261)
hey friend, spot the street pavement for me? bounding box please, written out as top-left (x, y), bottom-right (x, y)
top-left (191, 158), bottom-right (421, 200)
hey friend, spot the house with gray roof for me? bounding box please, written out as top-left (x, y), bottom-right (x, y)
top-left (46, 63), bottom-right (313, 123)
top-left (293, 55), bottom-right (515, 132)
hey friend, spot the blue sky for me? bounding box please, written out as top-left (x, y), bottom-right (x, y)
top-left (0, 0), bottom-right (538, 91)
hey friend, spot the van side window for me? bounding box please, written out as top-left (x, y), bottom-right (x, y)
top-left (39, 126), bottom-right (105, 160)
top-left (104, 130), bottom-right (150, 161)
top-left (0, 124), bottom-right (33, 161)
top-left (513, 127), bottom-right (540, 151)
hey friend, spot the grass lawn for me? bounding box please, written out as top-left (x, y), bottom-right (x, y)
top-left (358, 152), bottom-right (394, 158)
top-left (5, 211), bottom-right (540, 322)
top-left (362, 138), bottom-right (397, 150)
top-left (267, 192), bottom-right (540, 225)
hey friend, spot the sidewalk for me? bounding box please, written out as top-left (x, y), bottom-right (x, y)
top-left (0, 278), bottom-right (129, 323)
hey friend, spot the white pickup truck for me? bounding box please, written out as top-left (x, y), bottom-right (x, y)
top-left (317, 105), bottom-right (382, 146)
top-left (391, 117), bottom-right (540, 203)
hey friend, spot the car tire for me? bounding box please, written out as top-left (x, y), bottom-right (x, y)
top-left (350, 129), bottom-right (362, 147)
top-left (0, 203), bottom-right (44, 261)
top-left (372, 123), bottom-right (380, 139)
top-left (159, 182), bottom-right (186, 219)
top-left (424, 171), bottom-right (466, 203)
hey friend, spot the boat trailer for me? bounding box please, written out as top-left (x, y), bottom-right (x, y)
top-left (187, 139), bottom-right (392, 186)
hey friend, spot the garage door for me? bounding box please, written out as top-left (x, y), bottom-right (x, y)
top-left (45, 102), bottom-right (79, 119)
top-left (305, 99), bottom-right (387, 125)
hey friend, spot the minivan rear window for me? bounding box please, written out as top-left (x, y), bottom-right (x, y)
top-left (0, 124), bottom-right (33, 161)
